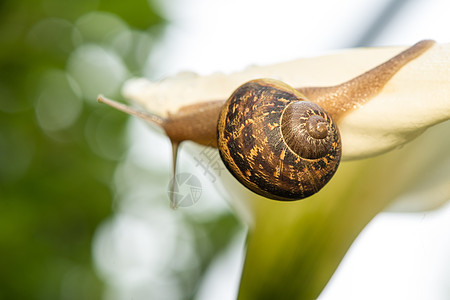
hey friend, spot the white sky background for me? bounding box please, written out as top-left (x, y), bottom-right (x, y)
top-left (100, 0), bottom-right (450, 299)
top-left (149, 0), bottom-right (450, 78)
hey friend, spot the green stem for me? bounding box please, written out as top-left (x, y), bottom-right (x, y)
top-left (237, 151), bottom-right (413, 299)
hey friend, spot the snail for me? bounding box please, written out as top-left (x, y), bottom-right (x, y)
top-left (98, 40), bottom-right (434, 205)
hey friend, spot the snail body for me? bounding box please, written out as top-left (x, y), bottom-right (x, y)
top-left (217, 79), bottom-right (341, 200)
top-left (98, 40), bottom-right (435, 205)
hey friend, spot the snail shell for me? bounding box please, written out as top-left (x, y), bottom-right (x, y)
top-left (217, 79), bottom-right (342, 201)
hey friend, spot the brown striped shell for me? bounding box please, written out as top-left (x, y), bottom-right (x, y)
top-left (217, 79), bottom-right (341, 201)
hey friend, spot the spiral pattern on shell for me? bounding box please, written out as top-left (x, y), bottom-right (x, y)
top-left (217, 79), bottom-right (342, 201)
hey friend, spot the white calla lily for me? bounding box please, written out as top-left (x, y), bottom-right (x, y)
top-left (116, 41), bottom-right (450, 299)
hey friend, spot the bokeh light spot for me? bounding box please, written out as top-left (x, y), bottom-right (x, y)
top-left (27, 18), bottom-right (80, 57)
top-left (111, 30), bottom-right (155, 73)
top-left (84, 109), bottom-right (126, 161)
top-left (67, 44), bottom-right (128, 101)
top-left (35, 69), bottom-right (83, 132)
top-left (75, 11), bottom-right (129, 45)
top-left (93, 213), bottom-right (185, 299)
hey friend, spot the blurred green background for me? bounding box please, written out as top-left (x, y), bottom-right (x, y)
top-left (3, 0), bottom-right (449, 299)
top-left (0, 1), bottom-right (241, 299)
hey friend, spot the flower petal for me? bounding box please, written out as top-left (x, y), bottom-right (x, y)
top-left (340, 43), bottom-right (450, 159)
